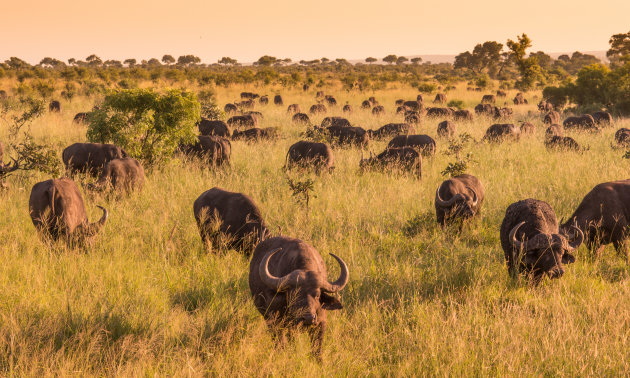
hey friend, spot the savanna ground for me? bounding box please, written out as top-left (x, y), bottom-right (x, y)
top-left (1, 81), bottom-right (630, 376)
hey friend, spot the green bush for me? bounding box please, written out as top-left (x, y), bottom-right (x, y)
top-left (87, 88), bottom-right (200, 166)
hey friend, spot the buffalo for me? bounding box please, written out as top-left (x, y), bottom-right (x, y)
top-left (513, 93), bottom-right (526, 105)
top-left (321, 117), bottom-right (351, 128)
top-left (224, 103), bottom-right (238, 113)
top-left (327, 126), bottom-right (369, 148)
top-left (474, 103), bottom-right (494, 116)
top-left (88, 157), bottom-right (145, 194)
top-left (232, 128), bottom-right (279, 141)
top-left (614, 128), bottom-right (630, 147)
top-left (437, 120), bottom-right (456, 138)
top-left (433, 93), bottom-right (447, 104)
top-left (73, 112), bottom-right (90, 124)
top-left (180, 136), bottom-right (231, 166)
top-left (274, 95), bottom-right (284, 105)
top-left (360, 147), bottom-right (421, 178)
top-left (343, 104), bottom-right (353, 113)
top-left (240, 92), bottom-right (259, 100)
top-left (259, 95), bottom-right (269, 105)
top-left (500, 198), bottom-right (582, 283)
top-left (361, 100), bottom-right (371, 109)
top-left (227, 115), bottom-right (258, 128)
top-left (198, 119), bottom-right (231, 137)
top-left (426, 107), bottom-right (453, 118)
top-left (325, 96), bottom-right (337, 106)
top-left (563, 115), bottom-right (598, 131)
top-left (403, 100), bottom-right (422, 111)
top-left (371, 105), bottom-right (385, 115)
top-left (481, 94), bottom-right (496, 104)
top-left (194, 187), bottom-right (270, 253)
top-left (292, 113), bottom-right (310, 124)
top-left (287, 104), bottom-right (301, 114)
top-left (562, 180), bottom-right (630, 259)
top-left (483, 124), bottom-right (520, 142)
top-left (249, 236), bottom-right (348, 356)
top-left (496, 90), bottom-right (507, 98)
top-left (236, 99), bottom-right (255, 109)
top-left (520, 122), bottom-right (535, 135)
top-left (285, 141), bottom-right (335, 173)
top-left (404, 111), bottom-right (422, 124)
top-left (546, 124), bottom-right (564, 138)
top-left (29, 178), bottom-right (108, 244)
top-left (453, 109), bottom-right (473, 121)
top-left (544, 111), bottom-right (561, 125)
top-left (435, 174), bottom-right (484, 227)
top-left (538, 100), bottom-right (554, 112)
top-left (386, 134), bottom-right (436, 157)
top-left (310, 104), bottom-right (327, 114)
top-left (591, 111), bottom-right (612, 126)
top-left (368, 96), bottom-right (378, 105)
top-left (49, 100), bottom-right (61, 112)
top-left (545, 136), bottom-right (581, 151)
top-left (395, 99), bottom-right (405, 106)
top-left (62, 142), bottom-right (128, 176)
top-left (368, 123), bottom-right (413, 139)
top-left (416, 94), bottom-right (424, 102)
top-left (494, 107), bottom-right (513, 119)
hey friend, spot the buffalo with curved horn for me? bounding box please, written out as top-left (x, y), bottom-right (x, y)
top-left (435, 174), bottom-right (484, 228)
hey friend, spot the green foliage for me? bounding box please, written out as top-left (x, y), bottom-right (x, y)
top-left (607, 31), bottom-right (630, 64)
top-left (417, 82), bottom-right (437, 93)
top-left (441, 133), bottom-right (476, 177)
top-left (454, 41), bottom-right (504, 77)
top-left (60, 82), bottom-right (76, 102)
top-left (286, 176), bottom-right (316, 212)
top-left (474, 73), bottom-right (492, 89)
top-left (255, 55), bottom-right (278, 67)
top-left (198, 89), bottom-right (222, 120)
top-left (87, 88), bottom-right (200, 166)
top-left (447, 100), bottom-right (465, 109)
top-left (32, 80), bottom-right (55, 99)
top-left (507, 34), bottom-right (545, 91)
top-left (383, 55), bottom-right (398, 64)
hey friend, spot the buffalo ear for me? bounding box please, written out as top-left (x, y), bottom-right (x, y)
top-left (320, 292), bottom-right (343, 310)
top-left (562, 253), bottom-right (576, 264)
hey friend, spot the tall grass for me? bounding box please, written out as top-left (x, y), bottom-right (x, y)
top-left (1, 82), bottom-right (630, 375)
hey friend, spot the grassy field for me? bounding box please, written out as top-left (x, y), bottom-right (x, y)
top-left (1, 82), bottom-right (630, 375)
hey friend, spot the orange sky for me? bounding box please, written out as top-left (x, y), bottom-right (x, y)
top-left (2, 0), bottom-right (629, 64)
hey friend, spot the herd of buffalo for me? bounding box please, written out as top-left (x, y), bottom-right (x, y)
top-left (3, 88), bottom-right (630, 356)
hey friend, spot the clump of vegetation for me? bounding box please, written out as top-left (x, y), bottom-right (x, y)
top-left (447, 100), bottom-right (465, 109)
top-left (286, 176), bottom-right (316, 213)
top-left (441, 133), bottom-right (476, 177)
top-left (301, 126), bottom-right (331, 144)
top-left (197, 89), bottom-right (222, 120)
top-left (87, 88), bottom-right (200, 166)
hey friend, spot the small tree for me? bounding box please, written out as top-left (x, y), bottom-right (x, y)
top-left (286, 176), bottom-right (316, 214)
top-left (365, 57), bottom-right (377, 64)
top-left (162, 55), bottom-right (176, 65)
top-left (255, 55), bottom-right (278, 66)
top-left (123, 58), bottom-right (137, 67)
top-left (87, 89), bottom-right (200, 166)
top-left (507, 33), bottom-right (545, 91)
top-left (411, 57), bottom-right (423, 64)
top-left (177, 55), bottom-right (201, 66)
top-left (383, 54), bottom-right (398, 64)
top-left (396, 56), bottom-right (408, 65)
top-left (218, 57), bottom-right (237, 65)
top-left (441, 133), bottom-right (476, 177)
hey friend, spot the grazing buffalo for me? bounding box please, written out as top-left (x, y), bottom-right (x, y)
top-left (236, 99), bottom-right (255, 109)
top-left (437, 120), bottom-right (456, 138)
top-left (321, 117), bottom-right (351, 128)
top-left (474, 103), bottom-right (494, 116)
top-left (0, 142), bottom-right (18, 177)
top-left (73, 112), bottom-right (90, 124)
top-left (310, 104), bottom-right (327, 114)
top-left (538, 100), bottom-right (554, 112)
top-left (360, 147), bottom-right (421, 177)
top-left (562, 180), bottom-right (630, 259)
top-left (545, 124), bottom-right (564, 138)
top-left (49, 100), bottom-right (61, 112)
top-left (368, 123), bottom-right (413, 139)
top-left (435, 174), bottom-right (484, 227)
top-left (198, 119), bottom-right (231, 137)
top-left (29, 178), bottom-right (108, 244)
top-left (292, 113), bottom-right (310, 124)
top-left (481, 94), bottom-right (496, 104)
top-left (325, 96), bottom-right (337, 106)
top-left (496, 90), bottom-right (507, 97)
top-left (232, 127), bottom-right (278, 141)
top-left (544, 111), bottom-right (561, 125)
top-left (244, 111), bottom-right (264, 121)
top-left (240, 92), bottom-right (259, 99)
top-left (361, 100), bottom-right (371, 109)
top-left (62, 142), bottom-right (128, 176)
top-left (371, 105), bottom-right (385, 115)
top-left (563, 115), bottom-right (597, 131)
top-left (433, 93), bottom-right (447, 104)
top-left (327, 126), bottom-right (369, 147)
top-left (287, 104), bottom-right (301, 114)
top-left (513, 93), bottom-right (526, 105)
top-left (545, 136), bottom-right (581, 151)
top-left (483, 124), bottom-right (519, 142)
top-left (405, 111), bottom-right (422, 124)
top-left (520, 122), bottom-right (535, 135)
top-left (494, 107), bottom-right (513, 119)
top-left (89, 158), bottom-right (145, 194)
top-left (591, 111), bottom-right (612, 126)
top-left (453, 109), bottom-right (473, 121)
top-left (303, 84), bottom-right (310, 91)
top-left (249, 236), bottom-right (349, 356)
top-left (259, 95), bottom-right (269, 105)
top-left (227, 115), bottom-right (258, 128)
top-left (614, 128), bottom-right (630, 147)
top-left (501, 199), bottom-right (582, 282)
top-left (194, 187), bottom-right (269, 253)
top-left (285, 141), bottom-right (334, 173)
top-left (180, 136), bottom-right (231, 166)
top-left (224, 103), bottom-right (238, 113)
top-left (316, 91), bottom-right (325, 98)
top-left (403, 100), bottom-right (422, 111)
top-left (395, 99), bottom-right (405, 106)
top-left (426, 107), bottom-right (453, 118)
top-left (274, 95), bottom-right (284, 105)
top-left (343, 104), bottom-right (353, 113)
top-left (386, 134), bottom-right (436, 157)
top-left (416, 94), bottom-right (424, 102)
top-left (368, 96), bottom-right (378, 105)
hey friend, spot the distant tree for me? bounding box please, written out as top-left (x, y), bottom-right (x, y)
top-left (410, 57), bottom-right (422, 64)
top-left (607, 31), bottom-right (630, 64)
top-left (396, 56), bottom-right (408, 65)
top-left (68, 58), bottom-right (76, 66)
top-left (39, 57), bottom-right (65, 68)
top-left (177, 55), bottom-right (201, 66)
top-left (162, 55), bottom-right (176, 65)
top-left (104, 60), bottom-right (123, 68)
top-left (218, 57), bottom-right (237, 65)
top-left (454, 41), bottom-right (504, 77)
top-left (553, 52), bottom-right (601, 75)
top-left (365, 57), bottom-right (377, 64)
top-left (147, 58), bottom-right (161, 66)
top-left (336, 58), bottom-right (350, 65)
top-left (383, 54), bottom-right (398, 64)
top-left (507, 33), bottom-right (545, 91)
top-left (255, 55), bottom-right (277, 66)
top-left (529, 51), bottom-right (553, 70)
top-left (124, 58), bottom-right (137, 67)
top-left (5, 57), bottom-right (30, 69)
top-left (86, 54), bottom-right (102, 66)
top-left (321, 57), bottom-right (330, 64)
top-left (282, 58), bottom-right (292, 64)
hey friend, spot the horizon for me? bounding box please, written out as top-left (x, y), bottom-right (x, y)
top-left (2, 0), bottom-right (627, 65)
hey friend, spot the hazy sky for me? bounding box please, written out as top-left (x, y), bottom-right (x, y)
top-left (2, 0), bottom-right (629, 64)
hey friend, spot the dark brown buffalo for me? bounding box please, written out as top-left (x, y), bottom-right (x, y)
top-left (326, 126), bottom-right (369, 147)
top-left (292, 113), bottom-right (310, 124)
top-left (180, 136), bottom-right (231, 166)
top-left (325, 96), bottom-right (337, 106)
top-left (545, 124), bottom-right (564, 138)
top-left (386, 134), bottom-right (436, 157)
top-left (500, 199), bottom-right (582, 283)
top-left (435, 174), bottom-right (484, 227)
top-left (395, 99), bottom-right (405, 106)
top-left (224, 103), bottom-right (238, 113)
top-left (437, 120), bottom-right (456, 138)
top-left (544, 111), bottom-right (561, 125)
top-left (361, 100), bottom-right (371, 109)
top-left (426, 107), bottom-right (453, 118)
top-left (49, 100), bottom-right (61, 112)
top-left (227, 115), bottom-right (258, 128)
top-left (194, 187), bottom-right (269, 253)
top-left (513, 93), bottom-right (526, 105)
top-left (483, 124), bottom-right (519, 142)
top-left (368, 96), bottom-right (378, 105)
top-left (405, 111), bottom-right (422, 124)
top-left (561, 180), bottom-right (630, 258)
top-left (236, 99), bottom-right (255, 109)
top-left (591, 111), bottom-right (612, 126)
top-left (538, 100), bottom-right (554, 112)
top-left (89, 157), bottom-right (144, 193)
top-left (474, 103), bottom-right (494, 116)
top-left (29, 178), bottom-right (108, 244)
top-left (563, 115), bottom-right (598, 131)
top-left (360, 147), bottom-right (421, 177)
top-left (396, 106), bottom-right (406, 115)
top-left (520, 122), bottom-right (535, 135)
top-left (494, 107), bottom-right (513, 119)
top-left (371, 105), bottom-right (385, 115)
top-left (240, 92), bottom-right (259, 99)
top-left (316, 91), bottom-right (325, 98)
top-left (274, 95), bottom-right (284, 105)
top-left (0, 141), bottom-right (19, 178)
top-left (62, 143), bottom-right (128, 176)
top-left (416, 94), bottom-right (424, 102)
top-left (403, 100), bottom-right (422, 111)
top-left (232, 127), bottom-right (279, 141)
top-left (615, 128), bottom-right (630, 146)
top-left (321, 117), bottom-right (351, 128)
top-left (453, 109), bottom-right (473, 121)
top-left (198, 119), bottom-right (231, 137)
top-left (545, 136), bottom-right (581, 151)
top-left (0, 90), bottom-right (7, 99)
top-left (433, 93), bottom-right (447, 104)
top-left (303, 84), bottom-right (310, 91)
top-left (259, 95), bottom-right (269, 105)
top-left (73, 112), bottom-right (90, 124)
top-left (287, 104), bottom-right (301, 114)
top-left (244, 111), bottom-right (264, 121)
top-left (496, 90), bottom-right (507, 98)
top-left (285, 141), bottom-right (334, 173)
top-left (310, 104), bottom-right (327, 114)
top-left (481, 94), bottom-right (496, 104)
top-left (249, 236), bottom-right (349, 355)
top-left (368, 123), bottom-right (413, 139)
top-left (343, 104), bottom-right (353, 113)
